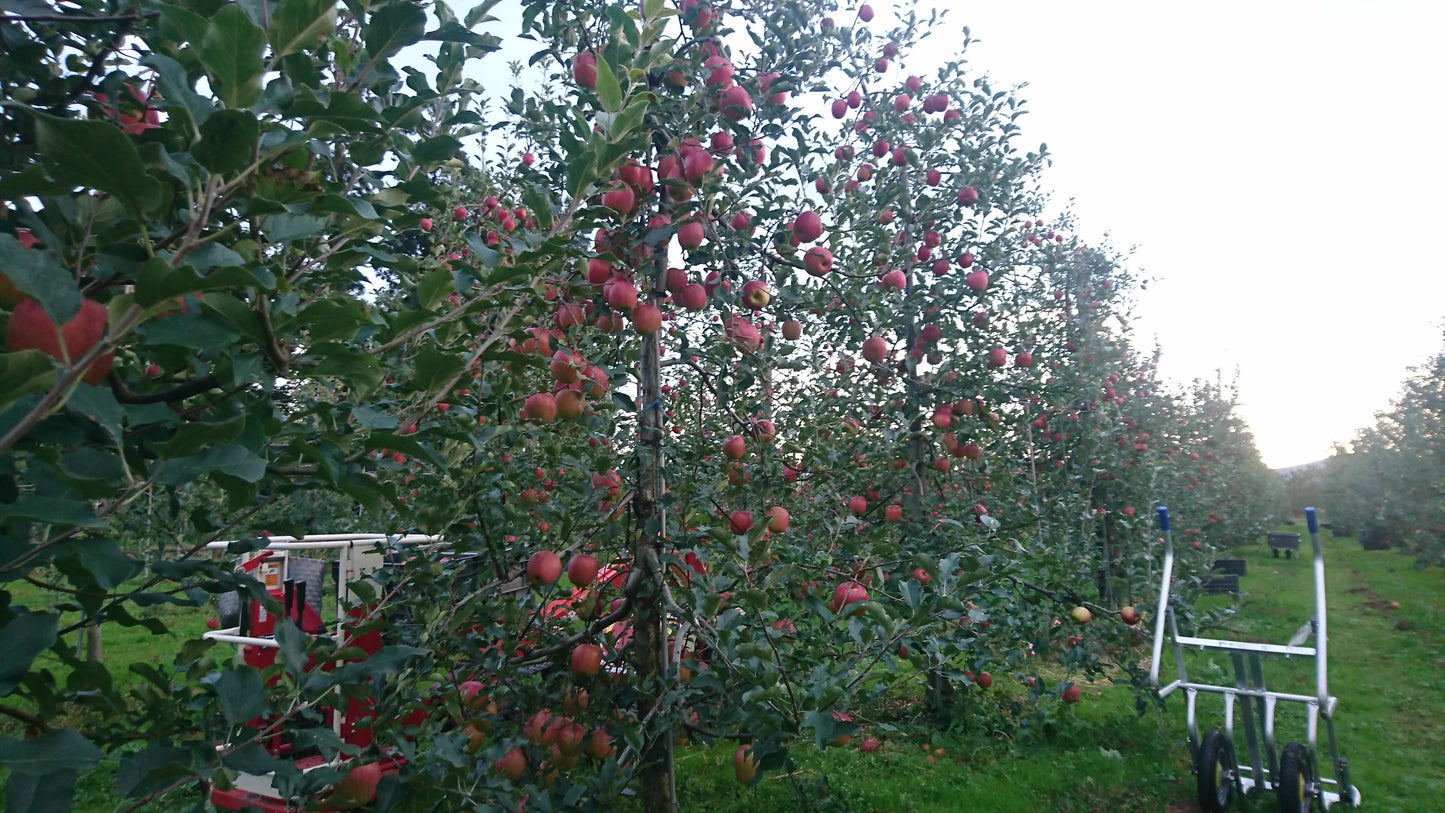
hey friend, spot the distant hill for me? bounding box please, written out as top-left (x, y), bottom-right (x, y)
top-left (1274, 460), bottom-right (1327, 479)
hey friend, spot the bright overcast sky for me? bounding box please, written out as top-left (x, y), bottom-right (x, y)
top-left (468, 1), bottom-right (1445, 469)
top-left (917, 1), bottom-right (1445, 467)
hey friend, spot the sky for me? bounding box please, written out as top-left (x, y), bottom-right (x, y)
top-left (914, 1), bottom-right (1445, 467)
top-left (463, 1), bottom-right (1445, 469)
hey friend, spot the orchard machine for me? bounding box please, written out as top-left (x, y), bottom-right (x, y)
top-left (1150, 507), bottom-right (1360, 812)
top-left (202, 532), bottom-right (441, 812)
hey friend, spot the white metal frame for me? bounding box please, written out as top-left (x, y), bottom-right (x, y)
top-left (1150, 507), bottom-right (1359, 809)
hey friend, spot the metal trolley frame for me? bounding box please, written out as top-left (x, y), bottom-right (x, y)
top-left (1150, 507), bottom-right (1360, 812)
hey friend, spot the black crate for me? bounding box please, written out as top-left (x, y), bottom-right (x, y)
top-left (1212, 558), bottom-right (1248, 577)
top-left (1267, 532), bottom-right (1301, 558)
top-left (1203, 574), bottom-right (1239, 594)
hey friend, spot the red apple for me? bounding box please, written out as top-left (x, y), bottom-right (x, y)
top-left (765, 505), bottom-right (789, 532)
top-left (957, 185), bottom-right (979, 206)
top-left (631, 303), bottom-right (662, 334)
top-left (885, 504), bottom-right (903, 522)
top-left (573, 51), bottom-right (598, 88)
top-left (601, 183), bottom-right (635, 215)
top-left (555, 389), bottom-right (585, 419)
top-left (734, 744), bottom-right (759, 784)
top-left (494, 746), bottom-right (527, 780)
top-left (1015, 351), bottom-right (1033, 368)
top-left (830, 581), bottom-right (868, 616)
top-left (7, 298), bottom-right (113, 384)
top-left (976, 671), bottom-right (992, 689)
top-left (804, 246), bottom-right (834, 276)
top-left (722, 434), bottom-right (747, 460)
top-left (879, 269), bottom-right (906, 291)
top-left (603, 278), bottom-right (638, 312)
top-left (965, 269), bottom-right (989, 291)
top-left (986, 347), bottom-right (1007, 368)
top-left (585, 729), bottom-right (615, 760)
top-left (728, 510), bottom-right (753, 534)
top-left (860, 739), bottom-right (881, 753)
top-left (741, 280), bottom-right (770, 310)
top-left (1062, 684), bottom-right (1080, 704)
top-left (676, 219), bottom-right (705, 249)
top-left (781, 320), bottom-right (802, 340)
top-left (1119, 605), bottom-right (1141, 626)
top-left (567, 554), bottom-right (600, 587)
top-left (859, 3), bottom-right (874, 21)
top-left (861, 336), bottom-right (887, 364)
top-left (571, 643), bottom-right (603, 677)
top-left (1070, 606), bottom-right (1092, 625)
top-left (332, 762), bottom-right (382, 805)
top-left (792, 210), bottom-right (823, 242)
top-left (526, 551), bottom-right (563, 586)
top-left (679, 283), bottom-right (707, 311)
top-left (911, 567), bottom-right (930, 584)
top-left (831, 98), bottom-right (848, 118)
top-left (848, 495), bottom-right (867, 515)
top-left (523, 392), bottom-right (558, 423)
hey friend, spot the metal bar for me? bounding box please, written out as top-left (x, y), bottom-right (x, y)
top-left (1172, 635), bottom-right (1316, 657)
top-left (1184, 687), bottom-right (1200, 761)
top-left (1307, 508), bottom-right (1330, 708)
top-left (204, 533), bottom-right (443, 550)
top-left (1169, 682), bottom-right (1327, 705)
top-left (1250, 653), bottom-right (1279, 783)
top-left (1233, 651), bottom-right (1264, 792)
top-left (203, 629), bottom-right (281, 648)
top-left (1149, 507), bottom-right (1174, 689)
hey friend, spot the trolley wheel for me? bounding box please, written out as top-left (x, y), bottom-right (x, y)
top-left (1272, 549), bottom-right (1280, 558)
top-left (1196, 730), bottom-right (1236, 811)
top-left (1277, 741), bottom-right (1317, 813)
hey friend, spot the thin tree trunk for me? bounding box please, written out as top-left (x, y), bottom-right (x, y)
top-left (634, 270), bottom-right (676, 812)
top-left (85, 622), bottom-right (102, 662)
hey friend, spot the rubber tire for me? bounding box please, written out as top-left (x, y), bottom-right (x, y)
top-left (1196, 730), bottom-right (1236, 812)
top-left (1277, 741), bottom-right (1315, 813)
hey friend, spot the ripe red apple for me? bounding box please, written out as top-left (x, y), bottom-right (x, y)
top-left (205, 616), bottom-right (220, 630)
top-left (885, 504), bottom-right (903, 522)
top-left (750, 418), bottom-right (776, 443)
top-left (573, 51), bottom-right (598, 88)
top-left (494, 746), bottom-right (527, 780)
top-left (679, 283), bottom-right (707, 311)
top-left (830, 581), bottom-right (868, 616)
top-left (976, 671), bottom-right (992, 689)
top-left (555, 389), bottom-right (585, 420)
top-left (879, 269), bottom-right (906, 291)
top-left (957, 185), bottom-right (979, 206)
top-left (603, 278), bottom-right (638, 312)
top-left (632, 303), bottom-right (662, 334)
top-left (965, 269), bottom-right (989, 291)
top-left (418, 217), bottom-right (433, 231)
top-left (729, 211), bottom-right (753, 232)
top-left (1062, 684), bottom-right (1080, 704)
top-left (601, 183), bottom-right (635, 215)
top-left (781, 320), bottom-right (802, 340)
top-left (960, 442), bottom-right (981, 460)
top-left (860, 739), bottom-right (881, 753)
top-left (848, 495), bottom-right (867, 515)
top-left (332, 762), bottom-right (382, 805)
top-left (676, 219), bottom-right (705, 249)
top-left (765, 505), bottom-right (789, 532)
top-left (861, 336), bottom-right (887, 364)
top-left (567, 554), bottom-right (600, 587)
top-left (585, 729), bottom-right (615, 760)
top-left (1071, 606), bottom-right (1092, 625)
top-left (728, 510), bottom-right (753, 535)
top-left (523, 392), bottom-right (558, 423)
top-left (734, 744), bottom-right (759, 784)
top-left (804, 246), bottom-right (834, 276)
top-left (741, 280), bottom-right (770, 310)
top-left (724, 315), bottom-right (762, 352)
top-left (571, 643), bottom-right (603, 677)
top-left (1119, 605), bottom-right (1141, 626)
top-left (550, 350), bottom-right (582, 383)
top-left (1015, 351), bottom-right (1033, 368)
top-left (526, 550), bottom-right (562, 586)
top-left (831, 98), bottom-right (848, 118)
top-left (859, 3), bottom-right (874, 21)
top-left (792, 210), bottom-right (823, 242)
top-left (986, 347), bottom-right (1007, 368)
top-left (7, 298), bottom-right (113, 385)
top-left (722, 434), bottom-right (747, 460)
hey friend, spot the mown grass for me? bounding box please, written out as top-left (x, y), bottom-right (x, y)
top-left (7, 525), bottom-right (1442, 811)
top-left (670, 524), bottom-right (1445, 812)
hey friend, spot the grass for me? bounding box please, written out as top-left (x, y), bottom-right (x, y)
top-left (7, 526), bottom-right (1442, 811)
top-left (668, 524), bottom-right (1445, 811)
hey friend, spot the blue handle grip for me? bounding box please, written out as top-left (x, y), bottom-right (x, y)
top-left (1157, 506), bottom-right (1170, 531)
top-left (1306, 507), bottom-right (1318, 534)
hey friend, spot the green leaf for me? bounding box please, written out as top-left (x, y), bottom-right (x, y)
top-left (116, 742), bottom-right (195, 799)
top-left (268, 0), bottom-right (338, 57)
top-left (422, 21), bottom-right (501, 50)
top-left (413, 345), bottom-right (464, 393)
top-left (594, 57), bottom-right (624, 113)
top-left (261, 213), bottom-right (327, 243)
top-left (192, 109), bottom-right (258, 175)
top-left (364, 1), bottom-right (427, 59)
top-left (155, 444), bottom-right (267, 485)
top-left (410, 134), bottom-right (462, 166)
top-left (288, 87), bottom-right (382, 132)
top-left (137, 314), bottom-right (241, 350)
top-left (133, 257), bottom-right (275, 307)
top-left (0, 768), bottom-right (78, 813)
top-left (160, 414), bottom-right (245, 458)
top-left (0, 729), bottom-right (103, 773)
top-left (610, 94), bottom-right (651, 141)
top-left (65, 383), bottom-right (125, 446)
top-left (0, 350), bottom-right (58, 413)
top-left (0, 497), bottom-right (101, 527)
top-left (52, 537), bottom-right (139, 591)
top-left (0, 611), bottom-right (58, 696)
top-left (521, 185), bottom-right (554, 232)
top-left (32, 112), bottom-right (165, 220)
top-left (215, 667), bottom-right (268, 724)
top-left (199, 5), bottom-right (267, 109)
top-left (141, 53), bottom-right (213, 131)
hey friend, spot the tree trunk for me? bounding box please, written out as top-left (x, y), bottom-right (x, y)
top-left (85, 622), bottom-right (102, 662)
top-left (633, 275), bottom-right (677, 812)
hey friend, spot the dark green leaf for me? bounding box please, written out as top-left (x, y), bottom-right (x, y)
top-left (134, 257), bottom-right (275, 307)
top-left (260, 213), bottom-right (327, 243)
top-left (116, 743), bottom-right (196, 799)
top-left (0, 350), bottom-right (58, 413)
top-left (364, 1), bottom-right (427, 60)
top-left (137, 314), bottom-right (241, 350)
top-left (52, 538), bottom-right (139, 591)
top-left (155, 444), bottom-right (267, 485)
top-left (0, 611), bottom-right (57, 695)
top-left (215, 667), bottom-right (267, 724)
top-left (422, 21), bottom-right (501, 50)
top-left (199, 5), bottom-right (267, 108)
top-left (0, 768), bottom-right (78, 813)
top-left (192, 109), bottom-right (258, 175)
top-left (0, 729), bottom-right (103, 773)
top-left (0, 235), bottom-right (80, 324)
top-left (140, 53), bottom-right (213, 130)
top-left (0, 497), bottom-right (101, 527)
top-left (65, 383), bottom-right (124, 445)
top-left (413, 345), bottom-right (464, 393)
top-left (32, 112), bottom-right (165, 220)
top-left (268, 0), bottom-right (337, 57)
top-left (410, 134), bottom-right (461, 166)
